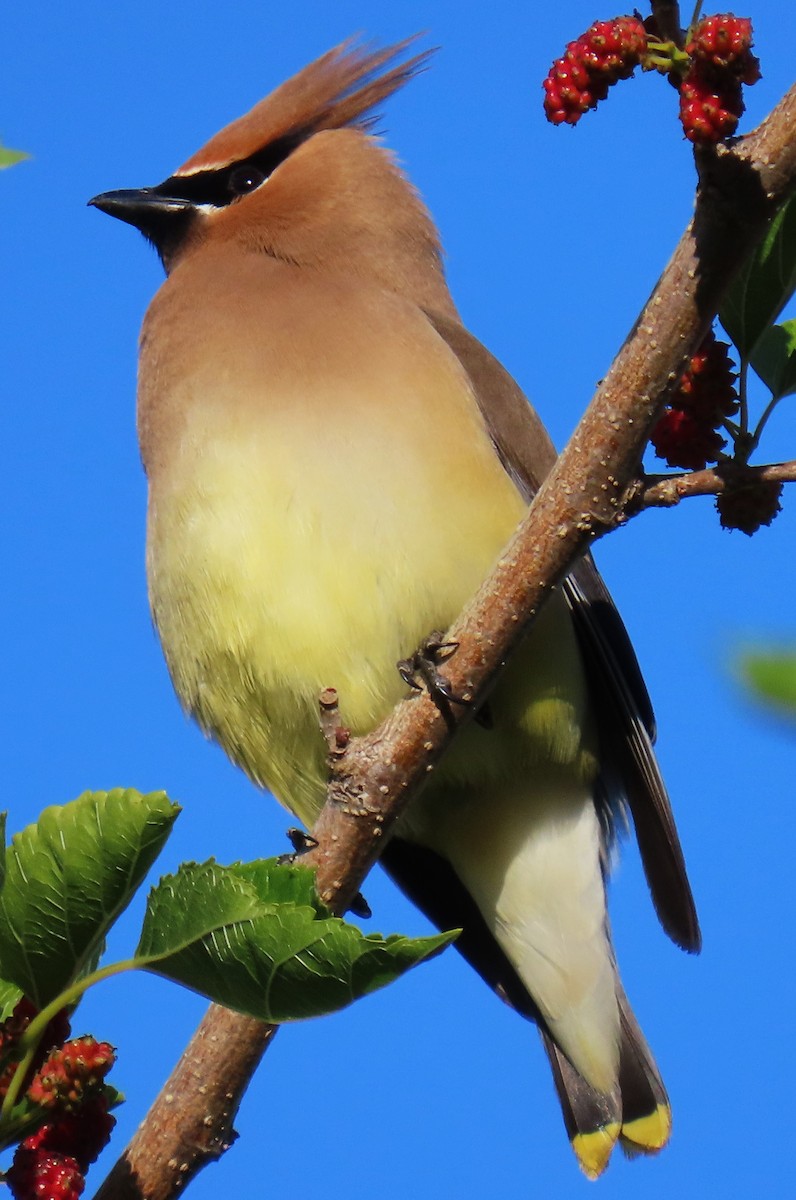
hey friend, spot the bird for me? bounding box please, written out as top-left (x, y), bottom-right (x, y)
top-left (90, 39), bottom-right (700, 1178)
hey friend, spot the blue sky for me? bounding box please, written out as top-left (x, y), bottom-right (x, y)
top-left (2, 2), bottom-right (794, 1197)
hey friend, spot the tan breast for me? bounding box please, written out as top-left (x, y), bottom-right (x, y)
top-left (138, 251), bottom-right (532, 821)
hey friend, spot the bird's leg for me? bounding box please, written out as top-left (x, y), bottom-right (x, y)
top-left (398, 631), bottom-right (494, 727)
top-left (276, 827), bottom-right (319, 863)
top-left (397, 630), bottom-right (473, 707)
top-left (278, 828), bottom-right (371, 918)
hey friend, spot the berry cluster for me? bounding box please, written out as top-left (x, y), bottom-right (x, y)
top-left (0, 1001), bottom-right (72, 1102)
top-left (0, 999), bottom-right (116, 1200)
top-left (651, 332), bottom-right (739, 470)
top-left (680, 15), bottom-right (761, 143)
top-left (543, 17), bottom-right (647, 125)
top-left (687, 12), bottom-right (757, 69)
top-left (27, 1037), bottom-right (115, 1112)
top-left (716, 479), bottom-right (784, 534)
top-left (6, 1095), bottom-right (115, 1200)
top-left (6, 1150), bottom-right (84, 1200)
top-left (543, 12), bottom-right (760, 145)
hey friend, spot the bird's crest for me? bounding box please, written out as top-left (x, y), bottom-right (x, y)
top-left (177, 37), bottom-right (431, 176)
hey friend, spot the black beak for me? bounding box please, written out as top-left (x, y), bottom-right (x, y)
top-left (88, 188), bottom-right (194, 231)
top-left (88, 187), bottom-right (198, 267)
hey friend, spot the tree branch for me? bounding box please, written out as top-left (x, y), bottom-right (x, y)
top-left (641, 459), bottom-right (796, 507)
top-left (305, 83), bottom-right (796, 913)
top-left (97, 83), bottom-right (796, 1200)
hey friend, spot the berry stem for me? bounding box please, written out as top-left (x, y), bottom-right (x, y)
top-left (737, 357), bottom-right (750, 445)
top-left (645, 40), bottom-right (691, 75)
top-left (0, 960), bottom-right (136, 1128)
top-left (0, 1044), bottom-right (38, 1124)
top-left (16, 963), bottom-right (135, 1063)
top-left (688, 1), bottom-right (705, 33)
top-left (750, 392), bottom-right (784, 452)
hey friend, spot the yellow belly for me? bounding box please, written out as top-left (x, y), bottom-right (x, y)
top-left (148, 416), bottom-right (594, 823)
top-left (141, 269), bottom-right (594, 825)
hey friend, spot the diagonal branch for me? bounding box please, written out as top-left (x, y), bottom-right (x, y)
top-left (96, 83), bottom-right (796, 1200)
top-left (305, 83), bottom-right (796, 912)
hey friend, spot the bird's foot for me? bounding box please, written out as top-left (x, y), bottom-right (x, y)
top-left (278, 828), bottom-right (371, 918)
top-left (276, 827), bottom-right (319, 864)
top-left (397, 631), bottom-right (473, 707)
top-left (398, 632), bottom-right (493, 727)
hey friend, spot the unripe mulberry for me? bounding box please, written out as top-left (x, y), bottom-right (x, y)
top-left (677, 334), bottom-right (739, 423)
top-left (21, 1095), bottom-right (116, 1171)
top-left (578, 17), bottom-right (647, 75)
top-left (651, 332), bottom-right (739, 469)
top-left (6, 1148), bottom-right (85, 1200)
top-left (543, 16), bottom-right (647, 125)
top-left (0, 1000), bottom-right (71, 1060)
top-left (0, 1000), bottom-right (72, 1103)
top-left (679, 62), bottom-right (744, 143)
top-left (679, 15), bottom-right (760, 144)
top-left (27, 1038), bottom-right (115, 1111)
top-left (717, 480), bottom-right (783, 534)
top-left (650, 408), bottom-right (726, 471)
top-left (686, 14), bottom-right (759, 78)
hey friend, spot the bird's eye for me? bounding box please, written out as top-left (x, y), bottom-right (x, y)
top-left (227, 165), bottom-right (267, 196)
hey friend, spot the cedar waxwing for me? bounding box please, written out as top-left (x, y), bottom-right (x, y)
top-left (90, 40), bottom-right (700, 1178)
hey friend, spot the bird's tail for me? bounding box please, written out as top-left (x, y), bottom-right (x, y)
top-left (541, 983), bottom-right (671, 1179)
top-left (379, 835), bottom-right (671, 1178)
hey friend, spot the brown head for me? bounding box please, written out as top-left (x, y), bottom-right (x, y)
top-left (90, 39), bottom-right (454, 314)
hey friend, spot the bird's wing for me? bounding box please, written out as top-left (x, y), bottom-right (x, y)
top-left (563, 565), bottom-right (700, 951)
top-left (419, 309), bottom-right (700, 953)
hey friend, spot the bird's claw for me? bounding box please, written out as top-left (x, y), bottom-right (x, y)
top-left (276, 827), bottom-right (319, 864)
top-left (278, 829), bottom-right (371, 917)
top-left (397, 631), bottom-right (473, 708)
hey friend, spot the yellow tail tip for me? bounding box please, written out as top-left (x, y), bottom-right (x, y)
top-left (572, 1105), bottom-right (671, 1176)
top-left (621, 1103), bottom-right (672, 1154)
top-left (572, 1123), bottom-right (621, 1180)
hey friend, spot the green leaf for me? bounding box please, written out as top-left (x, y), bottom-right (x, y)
top-left (0, 978), bottom-right (22, 1023)
top-left (0, 789), bottom-right (180, 1008)
top-left (741, 652), bottom-right (796, 717)
top-left (0, 143), bottom-right (28, 169)
top-left (136, 859), bottom-right (457, 1022)
top-left (749, 319), bottom-right (796, 400)
top-left (720, 194), bottom-right (796, 360)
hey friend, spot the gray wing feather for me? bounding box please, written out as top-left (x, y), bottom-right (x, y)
top-left (425, 309), bottom-right (700, 953)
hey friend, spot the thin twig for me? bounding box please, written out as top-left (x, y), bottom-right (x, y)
top-left (318, 687), bottom-right (350, 757)
top-left (642, 459), bottom-right (796, 506)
